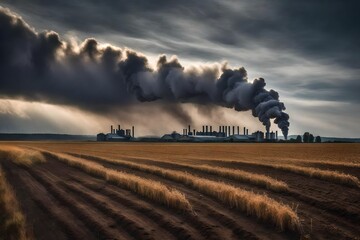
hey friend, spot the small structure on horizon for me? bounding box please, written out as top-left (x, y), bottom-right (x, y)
top-left (97, 124), bottom-right (135, 141)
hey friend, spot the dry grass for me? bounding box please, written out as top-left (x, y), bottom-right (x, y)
top-left (72, 153), bottom-right (289, 192)
top-left (286, 159), bottom-right (360, 169)
top-left (187, 176), bottom-right (300, 232)
top-left (188, 164), bottom-right (289, 192)
top-left (0, 167), bottom-right (28, 240)
top-left (41, 151), bottom-right (192, 212)
top-left (66, 150), bottom-right (360, 188)
top-left (197, 159), bottom-right (360, 188)
top-left (270, 164), bottom-right (360, 188)
top-left (0, 146), bottom-right (45, 166)
top-left (70, 153), bottom-right (300, 231)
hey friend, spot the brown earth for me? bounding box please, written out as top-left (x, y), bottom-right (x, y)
top-left (1, 142), bottom-right (359, 240)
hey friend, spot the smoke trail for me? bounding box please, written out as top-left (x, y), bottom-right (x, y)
top-left (0, 7), bottom-right (289, 138)
top-left (120, 53), bottom-right (290, 138)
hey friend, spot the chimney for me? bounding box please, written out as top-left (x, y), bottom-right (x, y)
top-left (266, 131), bottom-right (270, 140)
top-left (118, 125), bottom-right (120, 131)
top-left (237, 126), bottom-right (240, 135)
top-left (188, 125), bottom-right (191, 134)
top-left (232, 126), bottom-right (235, 135)
top-left (276, 131), bottom-right (278, 140)
top-left (193, 129), bottom-right (196, 136)
top-left (202, 126), bottom-right (205, 133)
top-left (219, 126), bottom-right (221, 133)
top-left (210, 126), bottom-right (212, 133)
top-left (206, 125), bottom-right (208, 135)
top-left (243, 127), bottom-right (246, 135)
top-left (246, 129), bottom-right (249, 135)
top-left (111, 125), bottom-right (113, 134)
top-left (132, 126), bottom-right (134, 138)
top-left (225, 126), bottom-right (227, 136)
top-left (228, 126), bottom-right (230, 136)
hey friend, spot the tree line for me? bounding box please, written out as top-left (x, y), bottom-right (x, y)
top-left (293, 132), bottom-right (321, 143)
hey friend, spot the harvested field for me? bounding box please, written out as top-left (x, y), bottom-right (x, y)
top-left (0, 142), bottom-right (359, 240)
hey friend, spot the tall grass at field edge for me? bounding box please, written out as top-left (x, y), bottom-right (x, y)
top-left (0, 146), bottom-right (45, 166)
top-left (0, 167), bottom-right (29, 240)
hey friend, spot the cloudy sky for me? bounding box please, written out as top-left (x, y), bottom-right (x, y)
top-left (0, 0), bottom-right (359, 137)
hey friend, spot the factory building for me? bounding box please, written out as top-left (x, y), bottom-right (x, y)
top-left (253, 131), bottom-right (265, 142)
top-left (174, 125), bottom-right (268, 142)
top-left (97, 125), bottom-right (135, 141)
top-left (183, 125), bottom-right (248, 138)
top-left (97, 124), bottom-right (279, 142)
top-left (161, 132), bottom-right (181, 141)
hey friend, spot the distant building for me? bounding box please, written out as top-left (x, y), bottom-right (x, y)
top-left (97, 124), bottom-right (135, 141)
top-left (161, 132), bottom-right (181, 141)
top-left (227, 135), bottom-right (251, 142)
top-left (252, 131), bottom-right (265, 142)
top-left (96, 133), bottom-right (106, 141)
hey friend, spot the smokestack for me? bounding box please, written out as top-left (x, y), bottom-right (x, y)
top-left (188, 125), bottom-right (191, 134)
top-left (219, 126), bottom-right (221, 133)
top-left (237, 126), bottom-right (240, 135)
top-left (202, 126), bottom-right (205, 133)
top-left (210, 126), bottom-right (212, 133)
top-left (276, 130), bottom-right (278, 140)
top-left (222, 126), bottom-right (224, 133)
top-left (206, 125), bottom-right (208, 135)
top-left (111, 125), bottom-right (113, 134)
top-left (246, 129), bottom-right (249, 135)
top-left (132, 126), bottom-right (134, 138)
top-left (118, 125), bottom-right (120, 131)
top-left (232, 126), bottom-right (235, 135)
top-left (266, 131), bottom-right (270, 140)
top-left (228, 126), bottom-right (230, 136)
top-left (243, 127), bottom-right (246, 135)
top-left (225, 126), bottom-right (227, 136)
top-left (193, 129), bottom-right (196, 136)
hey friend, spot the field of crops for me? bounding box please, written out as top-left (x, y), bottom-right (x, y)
top-left (0, 142), bottom-right (359, 240)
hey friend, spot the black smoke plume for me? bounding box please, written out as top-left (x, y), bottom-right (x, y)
top-left (0, 7), bottom-right (289, 138)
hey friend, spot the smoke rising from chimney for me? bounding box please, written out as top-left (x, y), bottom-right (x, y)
top-left (0, 7), bottom-right (289, 138)
top-left (119, 52), bottom-right (290, 138)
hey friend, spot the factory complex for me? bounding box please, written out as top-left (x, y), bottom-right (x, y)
top-left (97, 124), bottom-right (279, 142)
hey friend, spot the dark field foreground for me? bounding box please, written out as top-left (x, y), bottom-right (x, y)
top-left (0, 142), bottom-right (359, 240)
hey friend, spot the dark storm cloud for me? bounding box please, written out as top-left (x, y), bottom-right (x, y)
top-left (3, 0), bottom-right (360, 68)
top-left (0, 14), bottom-right (132, 110)
top-left (0, 7), bottom-right (290, 136)
top-left (3, 0), bottom-right (359, 107)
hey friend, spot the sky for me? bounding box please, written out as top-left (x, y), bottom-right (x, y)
top-left (0, 0), bottom-right (359, 137)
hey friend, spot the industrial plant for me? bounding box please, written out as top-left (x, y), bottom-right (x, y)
top-left (97, 125), bottom-right (135, 141)
top-left (97, 124), bottom-right (279, 142)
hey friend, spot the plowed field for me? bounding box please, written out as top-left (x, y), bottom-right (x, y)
top-left (1, 142), bottom-right (359, 240)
